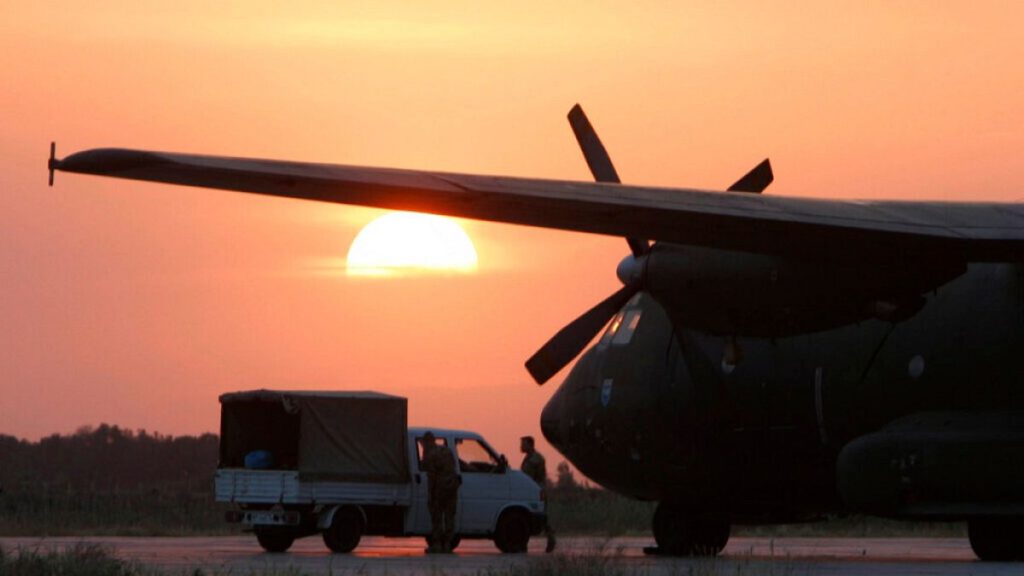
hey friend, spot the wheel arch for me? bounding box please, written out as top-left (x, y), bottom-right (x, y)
top-left (317, 503), bottom-right (367, 530)
top-left (491, 503), bottom-right (533, 534)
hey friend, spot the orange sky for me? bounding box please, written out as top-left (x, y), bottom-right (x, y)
top-left (2, 2), bottom-right (1023, 472)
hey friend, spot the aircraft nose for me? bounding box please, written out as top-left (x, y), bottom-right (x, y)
top-left (541, 384), bottom-right (566, 449)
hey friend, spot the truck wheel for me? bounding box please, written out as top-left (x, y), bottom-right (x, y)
top-left (425, 535), bottom-right (461, 551)
top-left (323, 506), bottom-right (364, 553)
top-left (652, 503), bottom-right (729, 557)
top-left (969, 518), bottom-right (1024, 561)
top-left (494, 509), bottom-right (530, 553)
top-left (256, 530), bottom-right (295, 553)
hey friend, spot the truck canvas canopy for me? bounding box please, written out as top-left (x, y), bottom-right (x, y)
top-left (219, 390), bottom-right (409, 483)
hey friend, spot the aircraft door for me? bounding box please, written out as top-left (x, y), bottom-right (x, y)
top-left (454, 437), bottom-right (510, 534)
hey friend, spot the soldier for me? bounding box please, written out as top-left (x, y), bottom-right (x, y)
top-left (520, 435), bottom-right (556, 553)
top-left (420, 431), bottom-right (460, 554)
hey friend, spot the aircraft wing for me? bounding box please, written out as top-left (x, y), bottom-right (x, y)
top-left (51, 147), bottom-right (1024, 262)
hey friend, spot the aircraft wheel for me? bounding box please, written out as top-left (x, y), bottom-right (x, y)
top-left (323, 506), bottom-right (364, 553)
top-left (652, 503), bottom-right (730, 557)
top-left (494, 509), bottom-right (530, 553)
top-left (968, 517), bottom-right (1024, 561)
top-left (255, 529), bottom-right (295, 553)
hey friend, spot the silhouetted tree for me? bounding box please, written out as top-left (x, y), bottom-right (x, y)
top-left (0, 426), bottom-right (219, 494)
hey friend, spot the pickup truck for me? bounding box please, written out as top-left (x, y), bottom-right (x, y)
top-left (214, 389), bottom-right (546, 553)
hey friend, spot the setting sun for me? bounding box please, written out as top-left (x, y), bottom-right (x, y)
top-left (346, 212), bottom-right (478, 277)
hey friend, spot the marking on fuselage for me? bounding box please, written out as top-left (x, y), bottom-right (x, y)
top-left (601, 378), bottom-right (613, 407)
top-left (908, 355), bottom-right (925, 379)
top-left (814, 366), bottom-right (828, 445)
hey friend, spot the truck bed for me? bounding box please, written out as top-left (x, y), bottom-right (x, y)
top-left (215, 468), bottom-right (413, 507)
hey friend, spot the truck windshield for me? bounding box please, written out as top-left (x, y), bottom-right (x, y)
top-left (456, 438), bottom-right (501, 473)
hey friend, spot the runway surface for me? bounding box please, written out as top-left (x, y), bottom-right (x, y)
top-left (1, 535), bottom-right (1019, 575)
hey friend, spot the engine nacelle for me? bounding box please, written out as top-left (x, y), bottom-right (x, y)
top-left (644, 244), bottom-right (964, 336)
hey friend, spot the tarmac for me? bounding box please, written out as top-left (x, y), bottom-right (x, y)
top-left (1, 535), bottom-right (1021, 575)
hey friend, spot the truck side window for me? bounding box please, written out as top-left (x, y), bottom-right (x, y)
top-left (455, 438), bottom-right (501, 473)
top-left (416, 436), bottom-right (449, 470)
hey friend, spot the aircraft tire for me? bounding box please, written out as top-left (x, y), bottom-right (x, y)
top-left (322, 506), bottom-right (364, 553)
top-left (968, 517), bottom-right (1024, 561)
top-left (494, 509), bottom-right (531, 553)
top-left (652, 503), bottom-right (730, 557)
top-left (255, 529), bottom-right (295, 553)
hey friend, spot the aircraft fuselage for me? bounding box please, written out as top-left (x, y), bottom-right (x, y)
top-left (542, 249), bottom-right (1024, 523)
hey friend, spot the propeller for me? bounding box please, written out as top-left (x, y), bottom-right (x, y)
top-left (525, 282), bottom-right (640, 385)
top-left (727, 158), bottom-right (773, 193)
top-left (525, 105), bottom-right (774, 385)
top-left (567, 104), bottom-right (649, 258)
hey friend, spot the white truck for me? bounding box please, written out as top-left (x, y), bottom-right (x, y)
top-left (214, 390), bottom-right (546, 553)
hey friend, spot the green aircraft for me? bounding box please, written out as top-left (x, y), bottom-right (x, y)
top-left (50, 106), bottom-right (1024, 561)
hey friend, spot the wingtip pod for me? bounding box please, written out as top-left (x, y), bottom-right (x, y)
top-left (50, 148), bottom-right (168, 176)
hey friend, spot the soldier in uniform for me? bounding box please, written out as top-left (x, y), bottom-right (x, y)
top-left (520, 435), bottom-right (556, 553)
top-left (420, 431), bottom-right (460, 553)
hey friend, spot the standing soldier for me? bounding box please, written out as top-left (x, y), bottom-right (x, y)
top-left (421, 431), bottom-right (460, 554)
top-left (520, 435), bottom-right (556, 553)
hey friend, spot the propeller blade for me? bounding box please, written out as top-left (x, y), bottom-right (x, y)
top-left (568, 104), bottom-right (621, 183)
top-left (568, 104), bottom-right (649, 257)
top-left (526, 283), bottom-right (639, 385)
top-left (727, 158), bottom-right (773, 193)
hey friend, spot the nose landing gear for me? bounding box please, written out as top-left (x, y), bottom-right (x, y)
top-left (647, 502), bottom-right (730, 557)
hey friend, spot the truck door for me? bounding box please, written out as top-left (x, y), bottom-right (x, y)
top-left (408, 434), bottom-right (460, 536)
top-left (454, 437), bottom-right (510, 534)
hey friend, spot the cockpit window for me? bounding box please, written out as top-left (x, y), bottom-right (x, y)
top-left (611, 310), bottom-right (642, 346)
top-left (455, 438), bottom-right (501, 473)
top-left (599, 311), bottom-right (626, 348)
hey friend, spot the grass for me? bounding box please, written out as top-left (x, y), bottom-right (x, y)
top-left (0, 485), bottom-right (965, 539)
top-left (736, 515), bottom-right (965, 538)
top-left (0, 490), bottom-right (232, 537)
top-left (547, 490), bottom-right (656, 536)
top-left (480, 545), bottom-right (802, 576)
top-left (0, 545), bottom-right (321, 576)
top-left (0, 543), bottom-right (140, 576)
top-left (546, 488), bottom-right (965, 538)
top-left (0, 544), bottom-right (804, 576)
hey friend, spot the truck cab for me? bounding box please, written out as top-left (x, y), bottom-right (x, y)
top-left (214, 390), bottom-right (545, 553)
top-left (406, 428), bottom-right (545, 548)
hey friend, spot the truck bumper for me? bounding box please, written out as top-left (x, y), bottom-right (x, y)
top-left (225, 509), bottom-right (302, 526)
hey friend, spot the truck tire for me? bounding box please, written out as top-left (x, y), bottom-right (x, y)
top-left (493, 509), bottom-right (530, 553)
top-left (323, 506), bottom-right (364, 553)
top-left (256, 530), bottom-right (295, 553)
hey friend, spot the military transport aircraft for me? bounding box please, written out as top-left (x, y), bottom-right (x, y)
top-left (49, 105), bottom-right (1024, 561)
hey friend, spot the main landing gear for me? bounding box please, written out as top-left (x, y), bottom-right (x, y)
top-left (648, 502), bottom-right (730, 557)
top-left (968, 517), bottom-right (1024, 561)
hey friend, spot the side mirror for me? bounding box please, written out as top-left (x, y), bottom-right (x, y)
top-left (497, 455), bottom-right (508, 473)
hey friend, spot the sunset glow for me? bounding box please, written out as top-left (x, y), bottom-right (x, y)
top-left (2, 2), bottom-right (1023, 473)
top-left (346, 212), bottom-right (478, 277)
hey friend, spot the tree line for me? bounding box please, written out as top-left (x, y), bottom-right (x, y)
top-left (0, 424), bottom-right (589, 495)
top-left (0, 424), bottom-right (219, 494)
